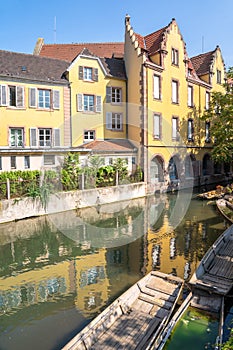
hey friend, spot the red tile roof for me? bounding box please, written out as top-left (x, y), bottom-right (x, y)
top-left (79, 139), bottom-right (137, 153)
top-left (39, 42), bottom-right (124, 61)
top-left (190, 50), bottom-right (215, 76)
top-left (135, 27), bottom-right (167, 55)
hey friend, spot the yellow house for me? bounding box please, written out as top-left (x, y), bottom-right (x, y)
top-left (124, 15), bottom-right (226, 191)
top-left (0, 50), bottom-right (71, 171)
top-left (36, 42), bottom-right (138, 173)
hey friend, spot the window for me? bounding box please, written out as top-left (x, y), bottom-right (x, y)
top-left (29, 128), bottom-right (60, 147)
top-left (84, 130), bottom-right (95, 142)
top-left (0, 85), bottom-right (7, 106)
top-left (106, 112), bottom-right (123, 130)
top-left (205, 91), bottom-right (210, 110)
top-left (44, 155), bottom-right (55, 165)
top-left (172, 48), bottom-right (179, 66)
top-left (11, 156), bottom-right (16, 169)
top-left (38, 89), bottom-right (50, 109)
top-left (24, 156), bottom-right (30, 169)
top-left (172, 80), bottom-right (179, 103)
top-left (153, 75), bottom-right (161, 100)
top-left (187, 119), bottom-right (194, 141)
top-left (153, 114), bottom-right (161, 139)
top-left (172, 117), bottom-right (179, 140)
top-left (84, 94), bottom-right (94, 112)
top-left (205, 121), bottom-right (211, 143)
top-left (79, 66), bottom-right (98, 82)
top-left (77, 94), bottom-right (102, 113)
top-left (106, 87), bottom-right (122, 103)
top-left (8, 85), bottom-right (24, 107)
top-left (39, 128), bottom-right (52, 147)
top-left (217, 70), bottom-right (221, 84)
top-left (188, 85), bottom-right (193, 107)
top-left (84, 67), bottom-right (93, 81)
top-left (28, 88), bottom-right (59, 109)
top-left (10, 128), bottom-right (23, 147)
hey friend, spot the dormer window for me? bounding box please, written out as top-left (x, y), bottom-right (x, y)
top-left (172, 48), bottom-right (179, 66)
top-left (79, 66), bottom-right (98, 82)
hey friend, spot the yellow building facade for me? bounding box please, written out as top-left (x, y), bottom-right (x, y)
top-left (124, 15), bottom-right (226, 191)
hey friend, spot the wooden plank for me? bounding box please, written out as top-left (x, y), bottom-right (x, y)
top-left (138, 294), bottom-right (172, 310)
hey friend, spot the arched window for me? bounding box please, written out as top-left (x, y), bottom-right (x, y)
top-left (168, 156), bottom-right (179, 180)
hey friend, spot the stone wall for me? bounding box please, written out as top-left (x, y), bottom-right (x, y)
top-left (0, 182), bottom-right (146, 224)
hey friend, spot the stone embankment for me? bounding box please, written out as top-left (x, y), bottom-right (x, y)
top-left (0, 182), bottom-right (146, 224)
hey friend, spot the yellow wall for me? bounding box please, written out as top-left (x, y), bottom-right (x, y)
top-left (0, 80), bottom-right (66, 147)
top-left (68, 56), bottom-right (126, 146)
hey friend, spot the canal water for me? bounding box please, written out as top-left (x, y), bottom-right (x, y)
top-left (0, 191), bottom-right (228, 350)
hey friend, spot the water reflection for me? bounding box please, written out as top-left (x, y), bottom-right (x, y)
top-left (0, 193), bottom-right (226, 350)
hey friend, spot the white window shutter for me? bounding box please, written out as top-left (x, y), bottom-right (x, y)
top-left (77, 94), bottom-right (83, 111)
top-left (153, 76), bottom-right (160, 99)
top-left (0, 85), bottom-right (7, 106)
top-left (16, 86), bottom-right (24, 107)
top-left (30, 128), bottom-right (37, 147)
top-left (53, 128), bottom-right (61, 147)
top-left (106, 112), bottom-right (112, 129)
top-left (96, 95), bottom-right (102, 112)
top-left (154, 114), bottom-right (160, 138)
top-left (29, 88), bottom-right (37, 108)
top-left (172, 118), bottom-right (177, 139)
top-left (53, 90), bottom-right (60, 109)
top-left (106, 86), bottom-right (111, 103)
top-left (93, 68), bottom-right (98, 82)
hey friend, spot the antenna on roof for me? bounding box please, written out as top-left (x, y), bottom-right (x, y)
top-left (202, 35), bottom-right (204, 53)
top-left (54, 16), bottom-right (57, 43)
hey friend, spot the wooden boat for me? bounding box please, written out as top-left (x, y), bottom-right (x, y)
top-left (197, 190), bottom-right (223, 200)
top-left (62, 271), bottom-right (183, 350)
top-left (216, 198), bottom-right (233, 224)
top-left (189, 225), bottom-right (233, 296)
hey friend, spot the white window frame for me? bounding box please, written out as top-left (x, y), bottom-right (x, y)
top-left (106, 112), bottom-right (123, 131)
top-left (205, 121), bottom-right (211, 143)
top-left (38, 128), bottom-right (52, 147)
top-left (84, 94), bottom-right (95, 112)
top-left (172, 48), bottom-right (179, 66)
top-left (111, 87), bottom-right (122, 103)
top-left (205, 91), bottom-right (210, 110)
top-left (153, 75), bottom-right (161, 100)
top-left (38, 89), bottom-right (51, 109)
top-left (188, 85), bottom-right (193, 107)
top-left (84, 130), bottom-right (95, 142)
top-left (172, 80), bottom-right (178, 104)
top-left (187, 119), bottom-right (194, 141)
top-left (8, 85), bottom-right (24, 108)
top-left (9, 128), bottom-right (24, 147)
top-left (84, 67), bottom-right (93, 81)
top-left (153, 114), bottom-right (161, 139)
top-left (172, 117), bottom-right (179, 140)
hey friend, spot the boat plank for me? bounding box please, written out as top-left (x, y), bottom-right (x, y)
top-left (138, 294), bottom-right (172, 310)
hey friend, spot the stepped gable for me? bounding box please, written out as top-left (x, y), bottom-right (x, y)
top-left (37, 42), bottom-right (124, 61)
top-left (79, 139), bottom-right (136, 152)
top-left (0, 50), bottom-right (69, 83)
top-left (190, 50), bottom-right (216, 76)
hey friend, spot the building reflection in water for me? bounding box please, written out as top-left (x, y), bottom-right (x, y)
top-left (0, 193), bottom-right (226, 350)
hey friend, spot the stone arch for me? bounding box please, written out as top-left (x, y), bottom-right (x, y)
top-left (150, 155), bottom-right (164, 183)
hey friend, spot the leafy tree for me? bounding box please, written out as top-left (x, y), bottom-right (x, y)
top-left (203, 67), bottom-right (233, 164)
top-left (61, 152), bottom-right (81, 190)
top-left (83, 155), bottom-right (104, 188)
top-left (113, 158), bottom-right (128, 185)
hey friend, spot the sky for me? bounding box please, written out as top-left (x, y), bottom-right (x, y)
top-left (1, 0), bottom-right (233, 68)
